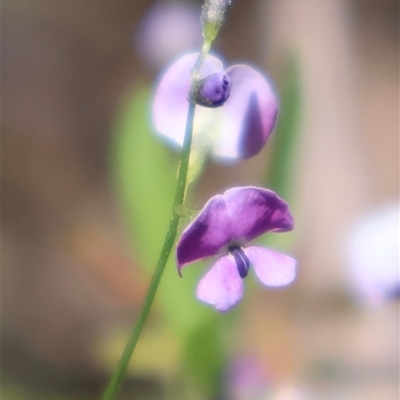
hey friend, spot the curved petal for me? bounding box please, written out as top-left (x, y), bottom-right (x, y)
top-left (211, 65), bottom-right (278, 160)
top-left (245, 246), bottom-right (296, 286)
top-left (176, 194), bottom-right (232, 271)
top-left (223, 186), bottom-right (294, 242)
top-left (196, 255), bottom-right (244, 312)
top-left (152, 53), bottom-right (224, 148)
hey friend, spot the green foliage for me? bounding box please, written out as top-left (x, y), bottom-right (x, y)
top-left (184, 318), bottom-right (226, 397)
top-left (111, 87), bottom-right (176, 270)
top-left (265, 55), bottom-right (302, 201)
top-left (261, 55), bottom-right (302, 251)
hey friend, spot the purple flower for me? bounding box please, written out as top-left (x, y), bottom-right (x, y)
top-left (152, 53), bottom-right (278, 161)
top-left (176, 186), bottom-right (296, 312)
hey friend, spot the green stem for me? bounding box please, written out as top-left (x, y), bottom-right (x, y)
top-left (191, 40), bottom-right (212, 79)
top-left (101, 50), bottom-right (209, 400)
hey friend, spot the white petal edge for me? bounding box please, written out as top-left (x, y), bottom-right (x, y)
top-left (152, 53), bottom-right (223, 148)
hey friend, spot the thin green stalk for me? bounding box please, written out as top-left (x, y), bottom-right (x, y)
top-left (191, 41), bottom-right (211, 79)
top-left (102, 51), bottom-right (208, 400)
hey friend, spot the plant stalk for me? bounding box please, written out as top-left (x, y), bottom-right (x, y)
top-left (101, 49), bottom-right (209, 400)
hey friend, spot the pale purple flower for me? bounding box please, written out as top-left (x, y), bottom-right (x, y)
top-left (152, 53), bottom-right (278, 161)
top-left (176, 186), bottom-right (296, 312)
top-left (135, 1), bottom-right (202, 70)
top-left (345, 202), bottom-right (399, 306)
top-left (225, 355), bottom-right (271, 400)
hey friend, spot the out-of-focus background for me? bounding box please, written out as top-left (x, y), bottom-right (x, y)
top-left (3, 0), bottom-right (399, 399)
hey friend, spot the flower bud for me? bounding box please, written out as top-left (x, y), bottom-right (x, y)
top-left (193, 71), bottom-right (231, 107)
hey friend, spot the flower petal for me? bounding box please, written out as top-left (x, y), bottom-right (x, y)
top-left (177, 194), bottom-right (232, 271)
top-left (152, 53), bottom-right (223, 148)
top-left (223, 186), bottom-right (294, 242)
top-left (196, 255), bottom-right (244, 312)
top-left (210, 65), bottom-right (278, 160)
top-left (245, 246), bottom-right (296, 286)
top-left (176, 186), bottom-right (294, 271)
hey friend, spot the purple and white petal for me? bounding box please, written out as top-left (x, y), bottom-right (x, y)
top-left (245, 246), bottom-right (296, 287)
top-left (210, 65), bottom-right (278, 160)
top-left (177, 194), bottom-right (232, 271)
top-left (152, 53), bottom-right (224, 148)
top-left (197, 255), bottom-right (244, 312)
top-left (177, 186), bottom-right (294, 272)
top-left (223, 187), bottom-right (294, 242)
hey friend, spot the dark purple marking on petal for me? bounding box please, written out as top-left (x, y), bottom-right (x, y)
top-left (387, 284), bottom-right (400, 302)
top-left (230, 246), bottom-right (250, 278)
top-left (239, 92), bottom-right (276, 159)
top-left (210, 65), bottom-right (278, 160)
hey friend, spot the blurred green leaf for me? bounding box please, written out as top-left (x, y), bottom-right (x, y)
top-left (111, 86), bottom-right (176, 271)
top-left (261, 55), bottom-right (302, 252)
top-left (265, 54), bottom-right (302, 201)
top-left (184, 318), bottom-right (226, 397)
